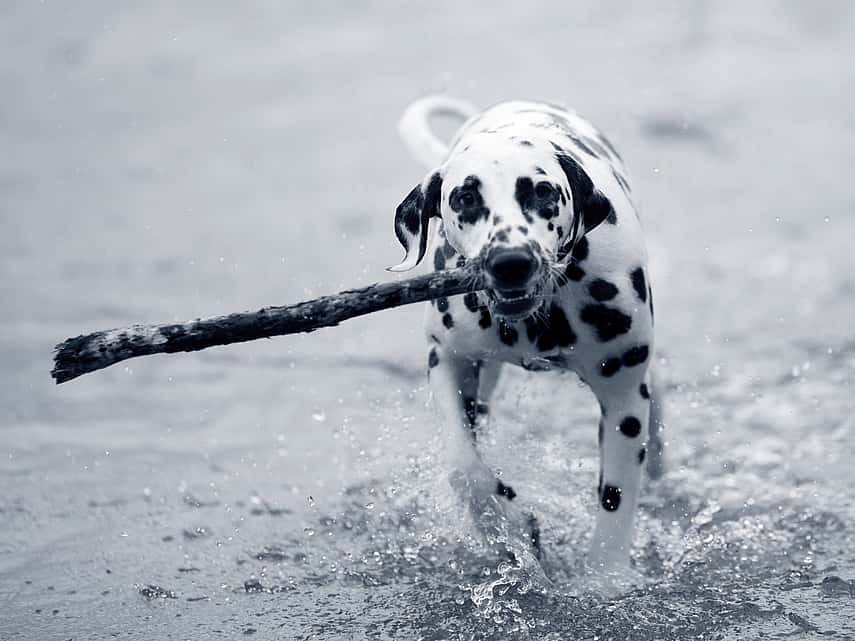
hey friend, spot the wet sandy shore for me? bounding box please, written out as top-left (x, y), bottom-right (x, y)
top-left (2, 2), bottom-right (854, 639)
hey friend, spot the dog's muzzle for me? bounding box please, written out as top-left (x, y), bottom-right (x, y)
top-left (484, 246), bottom-right (543, 320)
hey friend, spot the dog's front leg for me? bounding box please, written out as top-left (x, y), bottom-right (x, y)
top-left (427, 346), bottom-right (499, 521)
top-left (427, 347), bottom-right (534, 552)
top-left (587, 372), bottom-right (652, 575)
top-left (428, 344), bottom-right (548, 588)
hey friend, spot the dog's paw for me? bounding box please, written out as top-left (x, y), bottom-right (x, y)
top-left (576, 560), bottom-right (643, 599)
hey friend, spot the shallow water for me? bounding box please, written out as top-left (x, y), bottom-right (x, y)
top-left (2, 2), bottom-right (855, 639)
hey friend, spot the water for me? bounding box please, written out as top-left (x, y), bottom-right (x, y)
top-left (2, 2), bottom-right (854, 639)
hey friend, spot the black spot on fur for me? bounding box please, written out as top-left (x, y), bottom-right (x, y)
top-left (449, 175), bottom-right (490, 225)
top-left (598, 422), bottom-right (604, 445)
top-left (622, 345), bottom-right (649, 367)
top-left (534, 166), bottom-right (546, 175)
top-left (494, 229), bottom-right (509, 243)
top-left (601, 484), bottom-right (622, 511)
top-left (428, 348), bottom-right (439, 369)
top-left (563, 263), bottom-right (585, 282)
top-left (519, 139), bottom-right (533, 147)
top-left (580, 304), bottom-right (633, 341)
top-left (630, 267), bottom-right (647, 303)
top-left (478, 308), bottom-right (492, 328)
top-left (442, 313), bottom-right (454, 329)
top-left (588, 279), bottom-right (619, 302)
top-left (619, 416), bottom-right (641, 438)
top-left (433, 247), bottom-right (445, 271)
top-left (518, 225), bottom-right (529, 235)
top-left (498, 320), bottom-right (519, 346)
top-left (515, 176), bottom-right (560, 221)
top-left (463, 292), bottom-right (480, 312)
top-left (639, 383), bottom-right (650, 399)
top-left (496, 480), bottom-right (517, 500)
top-left (477, 402), bottom-right (488, 415)
top-left (638, 447), bottom-right (647, 464)
top-left (436, 297), bottom-right (449, 313)
top-left (524, 304), bottom-right (577, 351)
top-left (514, 176), bottom-right (534, 212)
top-left (600, 357), bottom-right (622, 377)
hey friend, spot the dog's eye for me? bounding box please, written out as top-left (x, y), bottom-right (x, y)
top-left (534, 182), bottom-right (554, 199)
top-left (458, 191), bottom-right (476, 208)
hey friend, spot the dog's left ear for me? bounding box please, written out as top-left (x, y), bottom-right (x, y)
top-left (557, 153), bottom-right (615, 240)
top-left (387, 171), bottom-right (443, 272)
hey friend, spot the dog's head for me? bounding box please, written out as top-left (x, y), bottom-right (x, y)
top-left (390, 135), bottom-right (614, 320)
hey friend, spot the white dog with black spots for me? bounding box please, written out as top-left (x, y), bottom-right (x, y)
top-left (390, 96), bottom-right (664, 588)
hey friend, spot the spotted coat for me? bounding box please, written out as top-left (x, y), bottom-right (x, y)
top-left (394, 97), bottom-right (663, 579)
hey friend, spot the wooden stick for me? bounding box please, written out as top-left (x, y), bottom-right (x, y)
top-left (51, 265), bottom-right (484, 384)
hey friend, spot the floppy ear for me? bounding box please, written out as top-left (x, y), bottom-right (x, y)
top-left (556, 152), bottom-right (616, 243)
top-left (387, 171), bottom-right (443, 272)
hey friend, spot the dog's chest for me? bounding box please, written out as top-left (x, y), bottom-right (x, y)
top-left (427, 282), bottom-right (606, 373)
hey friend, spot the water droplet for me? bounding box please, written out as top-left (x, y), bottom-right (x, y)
top-left (311, 410), bottom-right (326, 423)
top-left (364, 502), bottom-right (374, 510)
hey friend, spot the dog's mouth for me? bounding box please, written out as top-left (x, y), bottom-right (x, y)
top-left (487, 286), bottom-right (542, 320)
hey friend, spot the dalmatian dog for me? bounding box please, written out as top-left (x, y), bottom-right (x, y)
top-left (390, 96), bottom-right (664, 584)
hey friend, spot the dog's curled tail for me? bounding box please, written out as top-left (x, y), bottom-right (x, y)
top-left (398, 95), bottom-right (478, 168)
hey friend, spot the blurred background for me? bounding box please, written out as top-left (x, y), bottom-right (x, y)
top-left (1, 2), bottom-right (854, 639)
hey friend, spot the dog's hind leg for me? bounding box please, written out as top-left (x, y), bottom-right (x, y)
top-left (643, 369), bottom-right (666, 480)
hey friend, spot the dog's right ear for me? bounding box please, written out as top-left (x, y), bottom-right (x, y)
top-left (388, 171), bottom-right (443, 272)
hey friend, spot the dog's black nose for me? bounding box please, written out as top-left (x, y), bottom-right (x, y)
top-left (486, 247), bottom-right (538, 289)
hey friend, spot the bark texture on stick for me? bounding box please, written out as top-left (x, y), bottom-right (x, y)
top-left (52, 265), bottom-right (483, 384)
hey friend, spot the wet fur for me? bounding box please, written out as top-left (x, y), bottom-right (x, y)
top-left (393, 97), bottom-right (665, 579)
